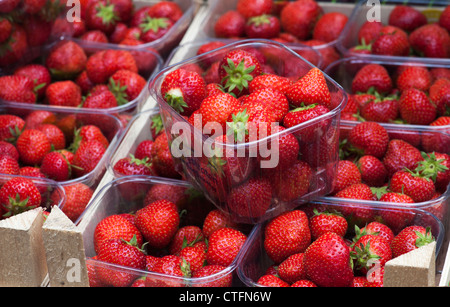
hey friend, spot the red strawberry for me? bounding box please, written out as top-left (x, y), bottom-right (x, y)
top-left (433, 83), bottom-right (450, 116)
top-left (388, 5), bottom-right (427, 32)
top-left (86, 49), bottom-right (138, 84)
top-left (357, 21), bottom-right (383, 45)
top-left (351, 64), bottom-right (393, 95)
top-left (202, 209), bottom-right (237, 239)
top-left (53, 183), bottom-right (93, 222)
top-left (396, 66), bottom-right (432, 92)
top-left (303, 232), bottom-right (354, 287)
top-left (40, 151), bottom-right (73, 181)
top-left (45, 40), bottom-right (87, 79)
top-left (285, 67), bottom-right (332, 109)
top-left (257, 275), bottom-right (290, 287)
top-left (280, 0), bottom-right (323, 40)
top-left (391, 226), bottom-right (435, 258)
top-left (263, 210), bottom-right (311, 264)
top-left (389, 170), bottom-right (436, 203)
top-left (360, 94), bottom-right (399, 123)
top-left (333, 160), bottom-right (362, 194)
top-left (313, 12), bottom-right (348, 43)
top-left (80, 30), bottom-right (109, 43)
top-left (237, 0), bottom-right (273, 19)
top-left (421, 117), bottom-right (450, 154)
top-left (430, 152), bottom-right (450, 193)
top-left (440, 5), bottom-right (450, 32)
top-left (214, 11), bottom-right (246, 38)
top-left (0, 75), bottom-right (36, 103)
top-left (0, 18), bottom-right (12, 44)
top-left (398, 88), bottom-right (436, 125)
top-left (16, 129), bottom-right (51, 166)
top-left (168, 225), bottom-right (204, 255)
top-left (145, 255), bottom-right (190, 287)
top-left (72, 140), bottom-right (106, 177)
top-left (206, 227), bottom-right (247, 267)
top-left (113, 154), bottom-right (155, 177)
top-left (108, 69), bottom-right (146, 104)
top-left (243, 87), bottom-right (289, 122)
top-left (14, 64), bottom-right (51, 100)
top-left (198, 93), bottom-right (241, 136)
top-left (360, 221), bottom-right (395, 245)
top-left (245, 14), bottom-right (280, 39)
top-left (0, 141), bottom-right (18, 160)
top-left (310, 210), bottom-right (348, 240)
top-left (139, 17), bottom-right (174, 43)
top-left (36, 124), bottom-right (66, 151)
top-left (291, 280), bottom-right (318, 287)
top-left (161, 68), bottom-right (207, 116)
top-left (150, 132), bottom-right (180, 179)
top-left (378, 192), bottom-right (416, 233)
top-left (0, 154), bottom-right (19, 175)
top-left (351, 234), bottom-right (392, 275)
top-left (179, 242), bottom-right (207, 272)
top-left (93, 214), bottom-right (144, 254)
top-left (191, 265), bottom-right (232, 287)
top-left (70, 125), bottom-right (109, 151)
top-left (0, 25), bottom-right (28, 68)
top-left (135, 199), bottom-right (180, 249)
top-left (46, 81), bottom-right (82, 107)
top-left (147, 1), bottom-right (183, 22)
top-left (409, 24), bottom-right (450, 58)
top-left (371, 26), bottom-right (410, 56)
top-left (0, 177), bottom-right (41, 218)
top-left (383, 139), bottom-right (424, 177)
top-left (357, 155), bottom-right (388, 187)
top-left (347, 121), bottom-right (389, 159)
top-left (85, 0), bottom-right (120, 35)
top-left (248, 74), bottom-right (294, 95)
top-left (277, 253), bottom-right (306, 284)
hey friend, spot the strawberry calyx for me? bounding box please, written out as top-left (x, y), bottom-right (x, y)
top-left (5, 124), bottom-right (24, 145)
top-left (121, 234), bottom-right (147, 253)
top-left (414, 227), bottom-right (435, 248)
top-left (151, 114), bottom-right (164, 136)
top-left (128, 153), bottom-right (153, 168)
top-left (3, 194), bottom-right (33, 218)
top-left (353, 38), bottom-right (372, 52)
top-left (290, 103), bottom-right (318, 113)
top-left (164, 88), bottom-right (188, 113)
top-left (371, 186), bottom-right (389, 200)
top-left (95, 2), bottom-right (119, 26)
top-left (350, 239), bottom-right (381, 272)
top-left (226, 109), bottom-right (249, 143)
top-left (139, 17), bottom-right (170, 34)
top-left (221, 58), bottom-right (256, 95)
top-left (414, 152), bottom-right (449, 182)
top-left (180, 257), bottom-right (192, 278)
top-left (247, 14), bottom-right (272, 27)
top-left (352, 225), bottom-right (376, 245)
top-left (207, 147), bottom-right (227, 178)
top-left (108, 78), bottom-right (129, 106)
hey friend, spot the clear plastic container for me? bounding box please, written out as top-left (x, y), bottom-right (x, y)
top-left (0, 38), bottom-right (163, 118)
top-left (150, 39), bottom-right (348, 224)
top-left (75, 175), bottom-right (254, 287)
top-left (0, 173), bottom-right (66, 218)
top-left (0, 103), bottom-right (123, 191)
top-left (70, 0), bottom-right (196, 57)
top-left (337, 0), bottom-right (450, 61)
top-left (325, 56), bottom-right (450, 130)
top-left (237, 202), bottom-right (445, 287)
top-left (195, 0), bottom-right (356, 69)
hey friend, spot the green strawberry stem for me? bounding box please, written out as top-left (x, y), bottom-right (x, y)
top-left (3, 195), bottom-right (33, 218)
top-left (109, 78), bottom-right (129, 106)
top-left (121, 234), bottom-right (147, 253)
top-left (414, 152), bottom-right (449, 182)
top-left (222, 59), bottom-right (255, 94)
top-left (248, 14), bottom-right (271, 27)
top-left (226, 109), bottom-right (249, 143)
top-left (164, 89), bottom-right (188, 113)
top-left (139, 17), bottom-right (170, 33)
top-left (96, 2), bottom-right (119, 26)
top-left (151, 114), bottom-right (164, 136)
top-left (129, 153), bottom-right (152, 168)
top-left (371, 186), bottom-right (389, 200)
top-left (350, 240), bottom-right (381, 272)
top-left (415, 227), bottom-right (435, 248)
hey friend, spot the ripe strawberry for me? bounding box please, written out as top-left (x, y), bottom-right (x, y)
top-left (150, 132), bottom-right (180, 179)
top-left (248, 74), bottom-right (294, 95)
top-left (147, 1), bottom-right (183, 22)
top-left (45, 40), bottom-right (87, 80)
top-left (243, 87), bottom-right (289, 122)
top-left (0, 25), bottom-right (28, 68)
top-left (218, 49), bottom-right (262, 97)
top-left (36, 124), bottom-right (66, 150)
top-left (79, 30), bottom-right (109, 43)
top-left (313, 12), bottom-right (348, 43)
top-left (277, 253), bottom-right (306, 284)
top-left (72, 140), bottom-right (106, 177)
top-left (198, 93), bottom-right (241, 136)
top-left (0, 177), bottom-right (41, 217)
top-left (52, 183), bottom-right (93, 222)
top-left (388, 5), bottom-right (427, 32)
top-left (429, 152), bottom-right (450, 193)
top-left (113, 154), bottom-right (155, 176)
top-left (0, 17), bottom-right (12, 44)
top-left (310, 210), bottom-right (348, 240)
top-left (145, 255), bottom-right (190, 287)
top-left (16, 129), bottom-right (51, 166)
top-left (390, 170), bottom-right (436, 203)
top-left (285, 67), bottom-right (332, 110)
top-left (421, 117), bottom-right (450, 154)
top-left (0, 154), bottom-right (19, 175)
top-left (168, 225), bottom-right (204, 255)
top-left (245, 14), bottom-right (280, 39)
top-left (378, 192), bottom-right (416, 234)
top-left (206, 227), bottom-right (247, 267)
top-left (226, 177), bottom-right (272, 219)
top-left (433, 83), bottom-right (450, 116)
top-left (40, 151), bottom-right (72, 181)
top-left (0, 141), bottom-right (18, 160)
top-left (93, 214), bottom-right (143, 254)
top-left (237, 0), bottom-right (272, 19)
top-left (357, 155), bottom-right (388, 187)
top-left (161, 68), bottom-right (207, 116)
top-left (263, 210), bottom-right (311, 264)
top-left (360, 94), bottom-right (399, 123)
top-left (334, 183), bottom-right (377, 226)
top-left (409, 24), bottom-right (450, 58)
top-left (351, 64), bottom-right (393, 95)
top-left (191, 265), bottom-right (232, 287)
top-left (139, 17), bottom-right (174, 43)
top-left (202, 209), bottom-right (236, 239)
top-left (85, 0), bottom-right (120, 35)
top-left (280, 0), bottom-right (323, 40)
top-left (179, 242), bottom-right (207, 272)
top-left (398, 88), bottom-right (436, 125)
top-left (14, 64), bottom-right (51, 100)
top-left (214, 10), bottom-right (246, 38)
top-left (391, 226), bottom-right (435, 258)
top-left (46, 81), bottom-right (82, 107)
top-left (96, 235), bottom-right (147, 287)
top-left (351, 234), bottom-right (392, 275)
top-left (333, 160), bottom-right (362, 194)
top-left (360, 221), bottom-right (395, 245)
top-left (0, 75), bottom-right (36, 103)
top-left (86, 49), bottom-right (138, 84)
top-left (291, 280), bottom-right (318, 287)
top-left (257, 275), bottom-right (289, 287)
top-left (70, 125), bottom-right (109, 151)
top-left (135, 199), bottom-right (180, 249)
top-left (357, 21), bottom-right (383, 45)
top-left (396, 66), bottom-right (432, 92)
top-left (440, 5), bottom-right (450, 32)
top-left (371, 26), bottom-right (410, 56)
top-left (347, 121), bottom-right (389, 159)
top-left (383, 139), bottom-right (424, 177)
top-left (303, 232), bottom-right (354, 287)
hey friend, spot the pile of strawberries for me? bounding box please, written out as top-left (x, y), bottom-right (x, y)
top-left (71, 0), bottom-right (183, 49)
top-left (349, 4), bottom-right (450, 58)
top-left (87, 186), bottom-right (249, 287)
top-left (0, 109), bottom-right (118, 221)
top-left (0, 39), bottom-right (152, 124)
top-left (112, 113), bottom-right (181, 180)
top-left (340, 63), bottom-right (450, 126)
top-left (254, 207), bottom-right (436, 287)
top-left (158, 44), bottom-right (344, 222)
top-left (0, 0), bottom-right (70, 69)
top-left (213, 0), bottom-right (347, 68)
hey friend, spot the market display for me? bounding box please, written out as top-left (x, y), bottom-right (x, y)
top-left (1, 0), bottom-right (450, 289)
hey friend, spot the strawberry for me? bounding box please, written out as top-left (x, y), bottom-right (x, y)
top-left (351, 64), bottom-right (393, 95)
top-left (277, 253), bottom-right (306, 284)
top-left (391, 226), bottom-right (435, 258)
top-left (409, 24), bottom-right (450, 58)
top-left (0, 0), bottom-right (20, 13)
top-left (70, 125), bottom-right (109, 151)
top-left (214, 10), bottom-right (246, 38)
top-left (36, 124), bottom-right (66, 150)
top-left (145, 255), bottom-right (190, 287)
top-left (421, 117), bottom-right (450, 154)
top-left (360, 94), bottom-right (399, 123)
top-left (243, 87), bottom-right (289, 123)
top-left (377, 192), bottom-right (416, 234)
top-left (161, 68), bottom-right (207, 116)
top-left (40, 151), bottom-right (73, 181)
top-left (206, 227), bottom-right (247, 267)
top-left (96, 235), bottom-right (147, 287)
top-left (0, 18), bottom-right (12, 44)
top-left (147, 1), bottom-right (183, 22)
top-left (143, 183), bottom-right (187, 208)
top-left (389, 170), bottom-right (436, 203)
top-left (0, 154), bottom-right (19, 175)
top-left (135, 199), bottom-right (180, 249)
top-left (109, 69), bottom-right (146, 104)
top-left (133, 140), bottom-right (154, 161)
top-left (263, 210), bottom-right (311, 264)
top-left (14, 64), bottom-right (51, 100)
top-left (16, 129), bottom-right (51, 166)
top-left (237, 0), bottom-right (273, 19)
top-left (440, 5), bottom-right (450, 32)
top-left (52, 183), bottom-right (93, 222)
top-left (280, 0), bottom-right (323, 40)
top-left (357, 21), bottom-right (383, 45)
top-left (398, 88), bottom-right (437, 125)
top-left (45, 40), bottom-right (87, 79)
top-left (168, 225), bottom-right (204, 255)
top-left (218, 49), bottom-right (262, 97)
top-left (303, 232), bottom-right (354, 287)
top-left (0, 177), bottom-right (41, 218)
top-left (226, 177), bottom-right (272, 219)
top-left (19, 166), bottom-right (45, 178)
top-left (357, 155), bottom-right (387, 187)
top-left (85, 0), bottom-right (120, 35)
top-left (202, 209), bottom-right (236, 239)
top-left (75, 71), bottom-right (95, 95)
top-left (248, 74), bottom-right (293, 95)
top-left (347, 121), bottom-right (389, 159)
top-left (383, 140), bottom-right (423, 178)
top-left (179, 242), bottom-right (207, 272)
top-left (0, 25), bottom-right (28, 68)
top-left (309, 210), bottom-right (348, 240)
top-left (433, 83), bottom-right (450, 116)
top-left (351, 234), bottom-right (392, 275)
top-left (150, 132), bottom-right (180, 179)
top-left (72, 140), bottom-right (106, 177)
top-left (0, 141), bottom-right (18, 160)
top-left (46, 81), bottom-right (82, 107)
top-left (285, 67), bottom-right (332, 110)
top-left (198, 93), bottom-right (241, 136)
top-left (388, 5), bottom-right (427, 32)
top-left (257, 275), bottom-right (290, 287)
top-left (313, 12), bottom-right (348, 43)
top-left (113, 154), bottom-right (155, 177)
top-left (93, 214), bottom-right (144, 254)
top-left (359, 221), bottom-right (395, 245)
top-left (245, 14), bottom-right (280, 39)
top-left (333, 160), bottom-right (362, 194)
top-left (0, 75), bottom-right (36, 104)
top-left (371, 26), bottom-right (410, 56)
top-left (396, 66), bottom-right (433, 92)
top-left (291, 280), bottom-right (318, 287)
top-left (191, 265), bottom-right (232, 287)
top-left (430, 152), bottom-right (450, 193)
top-left (139, 17), bottom-right (174, 43)
top-left (80, 30), bottom-right (109, 43)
